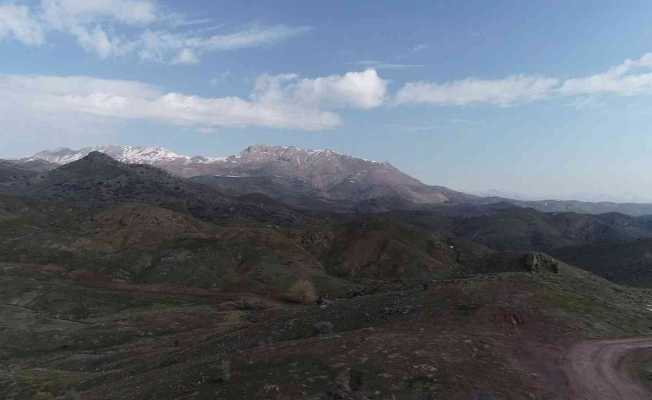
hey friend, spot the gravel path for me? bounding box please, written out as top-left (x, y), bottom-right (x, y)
top-left (566, 337), bottom-right (652, 400)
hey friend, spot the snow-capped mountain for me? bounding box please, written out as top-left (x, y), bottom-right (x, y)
top-left (27, 145), bottom-right (223, 166)
top-left (11, 144), bottom-right (652, 215)
top-left (22, 144), bottom-right (473, 210)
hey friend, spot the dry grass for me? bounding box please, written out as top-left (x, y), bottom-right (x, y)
top-left (283, 279), bottom-right (318, 304)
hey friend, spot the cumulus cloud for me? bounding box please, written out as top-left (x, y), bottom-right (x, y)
top-left (395, 75), bottom-right (559, 106)
top-left (254, 69), bottom-right (387, 110)
top-left (0, 4), bottom-right (44, 45)
top-left (0, 69), bottom-right (386, 134)
top-left (0, 0), bottom-right (309, 63)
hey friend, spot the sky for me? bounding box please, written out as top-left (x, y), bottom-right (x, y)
top-left (2, 1), bottom-right (652, 201)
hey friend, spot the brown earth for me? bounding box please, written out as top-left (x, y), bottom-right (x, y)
top-left (565, 337), bottom-right (652, 400)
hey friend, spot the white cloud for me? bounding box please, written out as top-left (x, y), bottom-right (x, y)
top-left (0, 70), bottom-right (386, 135)
top-left (38, 0), bottom-right (156, 58)
top-left (396, 53), bottom-right (652, 108)
top-left (0, 4), bottom-right (44, 45)
top-left (255, 69), bottom-right (388, 110)
top-left (172, 47), bottom-right (199, 65)
top-left (559, 53), bottom-right (652, 96)
top-left (40, 0), bottom-right (158, 27)
top-left (138, 25), bottom-right (310, 64)
top-left (0, 0), bottom-right (309, 64)
top-left (192, 25), bottom-right (310, 51)
top-left (395, 75), bottom-right (559, 106)
top-left (70, 24), bottom-right (135, 58)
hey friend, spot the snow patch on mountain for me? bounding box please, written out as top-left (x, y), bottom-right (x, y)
top-left (27, 145), bottom-right (225, 165)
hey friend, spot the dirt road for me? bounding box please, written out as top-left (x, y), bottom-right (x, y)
top-left (566, 337), bottom-right (652, 400)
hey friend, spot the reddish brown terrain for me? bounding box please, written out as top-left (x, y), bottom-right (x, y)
top-left (3, 259), bottom-right (652, 399)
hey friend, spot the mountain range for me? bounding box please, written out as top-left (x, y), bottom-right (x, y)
top-left (14, 144), bottom-right (652, 216)
top-left (16, 145), bottom-right (474, 212)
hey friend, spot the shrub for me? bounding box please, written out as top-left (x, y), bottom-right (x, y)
top-left (284, 279), bottom-right (318, 304)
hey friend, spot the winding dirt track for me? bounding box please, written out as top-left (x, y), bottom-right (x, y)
top-left (566, 337), bottom-right (652, 400)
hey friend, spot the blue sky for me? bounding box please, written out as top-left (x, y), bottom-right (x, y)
top-left (2, 1), bottom-right (652, 201)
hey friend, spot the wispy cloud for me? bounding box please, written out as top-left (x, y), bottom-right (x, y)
top-left (0, 0), bottom-right (310, 64)
top-left (396, 53), bottom-right (652, 107)
top-left (139, 25), bottom-right (310, 64)
top-left (411, 43), bottom-right (428, 53)
top-left (349, 60), bottom-right (424, 70)
top-left (0, 69), bottom-right (387, 135)
top-left (0, 4), bottom-right (44, 45)
top-left (209, 71), bottom-right (232, 87)
top-left (396, 75), bottom-right (559, 106)
top-left (559, 53), bottom-right (652, 96)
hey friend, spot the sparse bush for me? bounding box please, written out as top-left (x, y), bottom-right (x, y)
top-left (284, 279), bottom-right (318, 304)
top-left (33, 392), bottom-right (56, 400)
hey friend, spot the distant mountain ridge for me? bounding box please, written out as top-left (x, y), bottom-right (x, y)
top-left (14, 144), bottom-right (652, 216)
top-left (23, 144), bottom-right (473, 211)
top-left (27, 145), bottom-right (222, 166)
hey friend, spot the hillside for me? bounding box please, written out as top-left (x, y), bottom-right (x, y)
top-left (2, 253), bottom-right (652, 399)
top-left (8, 152), bottom-right (652, 289)
top-left (0, 159), bottom-right (54, 190)
top-left (551, 238), bottom-right (652, 287)
top-left (12, 152), bottom-right (301, 225)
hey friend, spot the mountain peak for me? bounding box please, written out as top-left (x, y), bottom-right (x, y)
top-left (56, 151), bottom-right (124, 176)
top-left (84, 151), bottom-right (119, 163)
top-left (237, 144), bottom-right (388, 165)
